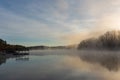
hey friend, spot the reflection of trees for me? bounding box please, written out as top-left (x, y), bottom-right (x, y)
top-left (79, 52), bottom-right (120, 71)
top-left (16, 56), bottom-right (29, 61)
top-left (100, 54), bottom-right (119, 71)
top-left (0, 55), bottom-right (6, 65)
top-left (0, 55), bottom-right (29, 66)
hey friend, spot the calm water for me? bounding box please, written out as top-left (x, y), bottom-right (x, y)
top-left (0, 50), bottom-right (120, 80)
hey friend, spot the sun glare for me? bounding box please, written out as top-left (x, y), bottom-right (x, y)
top-left (105, 15), bottom-right (120, 30)
top-left (111, 15), bottom-right (120, 30)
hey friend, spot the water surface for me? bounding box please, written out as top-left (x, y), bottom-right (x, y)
top-left (0, 50), bottom-right (120, 80)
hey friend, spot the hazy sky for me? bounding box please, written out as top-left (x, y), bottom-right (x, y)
top-left (0, 0), bottom-right (120, 46)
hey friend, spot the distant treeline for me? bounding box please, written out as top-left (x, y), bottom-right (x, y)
top-left (28, 45), bottom-right (70, 50)
top-left (0, 39), bottom-right (28, 53)
top-left (78, 31), bottom-right (120, 50)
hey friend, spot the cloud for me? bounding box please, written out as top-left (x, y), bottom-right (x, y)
top-left (57, 0), bottom-right (69, 11)
top-left (0, 2), bottom-right (71, 45)
top-left (1, 0), bottom-right (120, 45)
top-left (60, 0), bottom-right (120, 45)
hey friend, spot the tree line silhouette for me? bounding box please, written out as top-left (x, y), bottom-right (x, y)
top-left (0, 39), bottom-right (28, 54)
top-left (78, 31), bottom-right (120, 50)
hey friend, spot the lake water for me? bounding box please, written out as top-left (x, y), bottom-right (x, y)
top-left (0, 50), bottom-right (120, 80)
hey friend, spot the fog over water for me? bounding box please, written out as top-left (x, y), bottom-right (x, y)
top-left (0, 50), bottom-right (120, 80)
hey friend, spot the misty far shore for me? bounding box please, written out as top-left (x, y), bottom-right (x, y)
top-left (1, 30), bottom-right (120, 52)
top-left (78, 30), bottom-right (120, 50)
top-left (27, 30), bottom-right (120, 51)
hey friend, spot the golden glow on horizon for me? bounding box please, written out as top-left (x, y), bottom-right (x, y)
top-left (109, 16), bottom-right (120, 30)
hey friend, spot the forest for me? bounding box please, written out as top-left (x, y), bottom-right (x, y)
top-left (78, 31), bottom-right (120, 50)
top-left (0, 39), bottom-right (28, 54)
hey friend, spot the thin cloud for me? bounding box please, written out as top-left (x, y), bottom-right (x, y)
top-left (0, 0), bottom-right (120, 45)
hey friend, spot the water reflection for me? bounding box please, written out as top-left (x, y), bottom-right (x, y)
top-left (0, 55), bottom-right (29, 66)
top-left (16, 56), bottom-right (29, 61)
top-left (1, 50), bottom-right (120, 80)
top-left (79, 51), bottom-right (120, 71)
top-left (0, 55), bottom-right (6, 65)
top-left (0, 54), bottom-right (105, 80)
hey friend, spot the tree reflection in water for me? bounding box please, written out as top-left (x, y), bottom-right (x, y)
top-left (0, 55), bottom-right (29, 66)
top-left (0, 55), bottom-right (6, 65)
top-left (79, 51), bottom-right (120, 71)
top-left (16, 56), bottom-right (29, 61)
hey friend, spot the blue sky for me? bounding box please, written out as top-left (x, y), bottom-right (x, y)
top-left (0, 0), bottom-right (120, 46)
